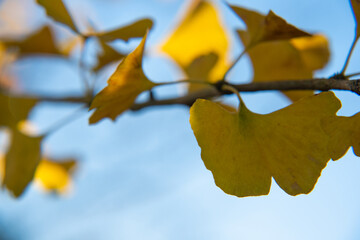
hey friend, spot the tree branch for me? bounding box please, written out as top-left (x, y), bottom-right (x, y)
top-left (2, 78), bottom-right (359, 110)
top-left (131, 78), bottom-right (360, 111)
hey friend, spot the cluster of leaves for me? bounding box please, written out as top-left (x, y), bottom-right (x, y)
top-left (0, 0), bottom-right (359, 198)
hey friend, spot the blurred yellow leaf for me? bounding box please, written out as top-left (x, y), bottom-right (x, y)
top-left (93, 40), bottom-right (125, 72)
top-left (0, 93), bottom-right (37, 127)
top-left (322, 112), bottom-right (360, 160)
top-left (161, 0), bottom-right (230, 86)
top-left (230, 5), bottom-right (311, 48)
top-left (3, 129), bottom-right (43, 197)
top-left (238, 31), bottom-right (330, 101)
top-left (350, 0), bottom-right (360, 37)
top-left (3, 26), bottom-right (61, 56)
top-left (190, 92), bottom-right (340, 197)
top-left (184, 53), bottom-right (218, 92)
top-left (89, 32), bottom-right (155, 124)
top-left (36, 0), bottom-right (78, 33)
top-left (95, 18), bottom-right (153, 42)
top-left (35, 158), bottom-right (77, 194)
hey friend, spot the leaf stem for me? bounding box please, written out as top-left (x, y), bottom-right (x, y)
top-left (345, 72), bottom-right (360, 78)
top-left (79, 37), bottom-right (92, 95)
top-left (223, 48), bottom-right (248, 80)
top-left (41, 104), bottom-right (87, 138)
top-left (340, 35), bottom-right (359, 75)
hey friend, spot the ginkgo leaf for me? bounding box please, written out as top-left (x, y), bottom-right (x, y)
top-left (3, 129), bottom-right (43, 197)
top-left (230, 5), bottom-right (311, 48)
top-left (184, 53), bottom-right (218, 92)
top-left (95, 18), bottom-right (153, 42)
top-left (350, 0), bottom-right (360, 37)
top-left (0, 93), bottom-right (37, 127)
top-left (161, 0), bottom-right (230, 86)
top-left (35, 158), bottom-right (77, 194)
top-left (321, 112), bottom-right (360, 160)
top-left (36, 0), bottom-right (78, 33)
top-left (93, 40), bottom-right (125, 72)
top-left (89, 32), bottom-right (155, 124)
top-left (238, 30), bottom-right (330, 101)
top-left (190, 91), bottom-right (340, 197)
top-left (3, 26), bottom-right (60, 56)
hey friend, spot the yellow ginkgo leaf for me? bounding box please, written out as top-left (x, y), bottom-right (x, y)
top-left (0, 93), bottom-right (37, 127)
top-left (3, 129), bottom-right (43, 197)
top-left (93, 40), bottom-right (125, 72)
top-left (190, 91), bottom-right (340, 197)
top-left (230, 5), bottom-right (311, 48)
top-left (35, 158), bottom-right (77, 194)
top-left (350, 0), bottom-right (360, 37)
top-left (36, 0), bottom-right (78, 33)
top-left (321, 112), bottom-right (360, 160)
top-left (184, 53), bottom-right (218, 92)
top-left (3, 26), bottom-right (60, 56)
top-left (89, 32), bottom-right (155, 124)
top-left (161, 0), bottom-right (230, 86)
top-left (95, 18), bottom-right (154, 42)
top-left (238, 30), bottom-right (330, 101)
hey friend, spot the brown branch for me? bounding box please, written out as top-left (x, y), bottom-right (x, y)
top-left (2, 78), bottom-right (359, 110)
top-left (131, 78), bottom-right (360, 111)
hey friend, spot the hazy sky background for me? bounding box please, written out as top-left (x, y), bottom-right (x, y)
top-left (0, 0), bottom-right (360, 239)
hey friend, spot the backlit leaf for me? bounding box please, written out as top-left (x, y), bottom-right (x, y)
top-left (161, 0), bottom-right (230, 86)
top-left (3, 129), bottom-right (43, 197)
top-left (35, 158), bottom-right (77, 194)
top-left (184, 53), bottom-right (218, 92)
top-left (350, 0), bottom-right (360, 37)
top-left (95, 18), bottom-right (153, 42)
top-left (238, 31), bottom-right (330, 101)
top-left (230, 5), bottom-right (311, 48)
top-left (3, 26), bottom-right (60, 56)
top-left (36, 0), bottom-right (78, 33)
top-left (93, 40), bottom-right (125, 72)
top-left (190, 92), bottom-right (340, 197)
top-left (89, 32), bottom-right (155, 124)
top-left (322, 112), bottom-right (360, 160)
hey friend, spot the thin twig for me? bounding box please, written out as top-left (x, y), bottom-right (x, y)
top-left (340, 35), bottom-right (359, 74)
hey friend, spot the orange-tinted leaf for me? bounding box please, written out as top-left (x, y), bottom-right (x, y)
top-left (36, 0), bottom-right (78, 33)
top-left (95, 19), bottom-right (153, 42)
top-left (3, 129), bottom-right (43, 197)
top-left (89, 32), bottom-right (155, 124)
top-left (350, 0), bottom-right (360, 37)
top-left (161, 0), bottom-right (230, 86)
top-left (230, 5), bottom-right (311, 47)
top-left (190, 92), bottom-right (340, 197)
top-left (93, 40), bottom-right (125, 72)
top-left (3, 26), bottom-right (60, 56)
top-left (238, 30), bottom-right (330, 101)
top-left (322, 112), bottom-right (360, 160)
top-left (35, 158), bottom-right (77, 194)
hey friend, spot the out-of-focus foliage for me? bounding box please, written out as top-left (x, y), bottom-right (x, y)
top-left (161, 0), bottom-right (230, 90)
top-left (0, 0), bottom-right (359, 199)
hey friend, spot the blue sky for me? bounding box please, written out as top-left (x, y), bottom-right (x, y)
top-left (0, 0), bottom-right (360, 239)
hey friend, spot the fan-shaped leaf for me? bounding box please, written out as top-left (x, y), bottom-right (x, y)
top-left (230, 5), bottom-right (311, 47)
top-left (89, 32), bottom-right (155, 124)
top-left (238, 31), bottom-right (330, 101)
top-left (190, 92), bottom-right (340, 197)
top-left (161, 0), bottom-right (230, 87)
